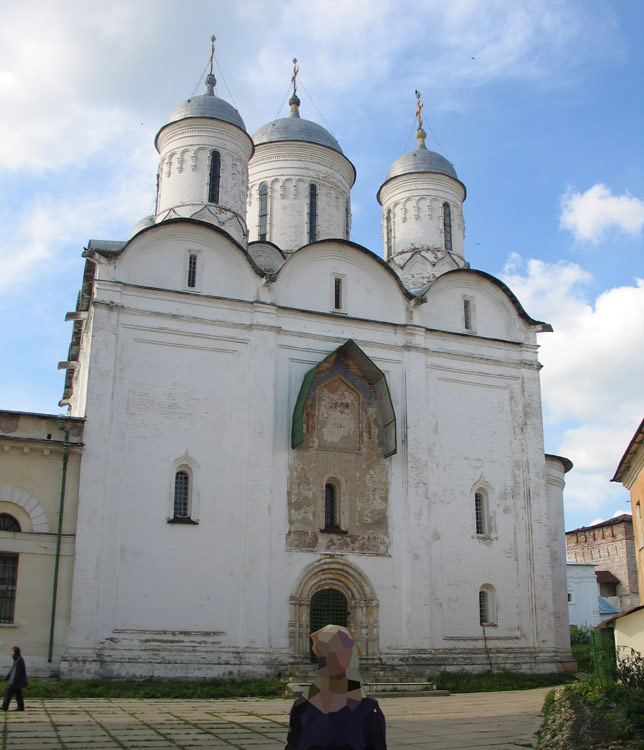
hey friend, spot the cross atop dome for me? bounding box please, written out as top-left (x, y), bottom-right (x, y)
top-left (205, 35), bottom-right (217, 94)
top-left (289, 58), bottom-right (301, 117)
top-left (414, 90), bottom-right (427, 149)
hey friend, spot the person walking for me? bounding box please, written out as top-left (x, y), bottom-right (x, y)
top-left (1, 646), bottom-right (27, 711)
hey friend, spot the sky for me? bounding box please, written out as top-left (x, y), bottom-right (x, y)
top-left (0, 0), bottom-right (642, 532)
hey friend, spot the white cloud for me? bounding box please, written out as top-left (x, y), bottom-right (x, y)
top-left (560, 184), bottom-right (644, 243)
top-left (0, 137), bottom-right (155, 295)
top-left (501, 256), bottom-right (644, 527)
top-left (0, 0), bottom-right (621, 171)
top-left (244, 0), bottom-right (615, 110)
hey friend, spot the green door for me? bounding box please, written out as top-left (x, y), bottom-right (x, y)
top-left (309, 588), bottom-right (349, 662)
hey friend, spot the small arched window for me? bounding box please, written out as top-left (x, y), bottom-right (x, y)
top-left (0, 514), bottom-right (20, 533)
top-left (479, 585), bottom-right (496, 626)
top-left (308, 183), bottom-right (318, 242)
top-left (443, 202), bottom-right (452, 251)
top-left (385, 209), bottom-right (393, 257)
top-left (324, 483), bottom-right (337, 529)
top-left (173, 470), bottom-right (190, 518)
top-left (475, 490), bottom-right (487, 535)
top-left (208, 151), bottom-right (221, 204)
top-left (258, 183), bottom-right (268, 240)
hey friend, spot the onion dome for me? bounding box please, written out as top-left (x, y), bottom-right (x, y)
top-left (155, 74), bottom-right (247, 147)
top-left (152, 73), bottom-right (253, 246)
top-left (248, 93), bottom-right (355, 253)
top-left (252, 94), bottom-right (344, 156)
top-left (378, 129), bottom-right (464, 203)
top-left (378, 128), bottom-right (467, 282)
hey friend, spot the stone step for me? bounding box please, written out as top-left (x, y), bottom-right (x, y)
top-left (288, 681), bottom-right (449, 697)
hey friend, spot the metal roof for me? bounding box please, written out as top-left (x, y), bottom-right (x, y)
top-left (167, 93), bottom-right (247, 132)
top-left (377, 144), bottom-right (466, 203)
top-left (385, 145), bottom-right (458, 181)
top-left (253, 116), bottom-right (343, 154)
top-left (598, 596), bottom-right (620, 615)
top-left (596, 570), bottom-right (620, 584)
top-left (291, 340), bottom-right (397, 458)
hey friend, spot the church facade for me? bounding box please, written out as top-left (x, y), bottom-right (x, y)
top-left (50, 70), bottom-right (574, 678)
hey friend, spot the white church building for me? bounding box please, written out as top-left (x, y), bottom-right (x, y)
top-left (54, 68), bottom-right (574, 678)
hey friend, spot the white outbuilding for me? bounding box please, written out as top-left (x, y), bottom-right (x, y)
top-left (57, 70), bottom-right (574, 679)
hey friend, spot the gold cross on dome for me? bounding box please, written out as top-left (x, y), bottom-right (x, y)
top-left (291, 58), bottom-right (299, 95)
top-left (415, 90), bottom-right (424, 130)
top-left (209, 35), bottom-right (216, 75)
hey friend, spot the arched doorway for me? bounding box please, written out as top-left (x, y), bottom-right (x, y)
top-left (309, 588), bottom-right (348, 662)
top-left (289, 557), bottom-right (380, 662)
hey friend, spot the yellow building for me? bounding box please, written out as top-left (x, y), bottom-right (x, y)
top-left (0, 410), bottom-right (83, 676)
top-left (612, 417), bottom-right (644, 606)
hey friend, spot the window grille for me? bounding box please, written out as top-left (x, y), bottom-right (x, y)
top-left (464, 298), bottom-right (473, 331)
top-left (475, 491), bottom-right (486, 534)
top-left (479, 590), bottom-right (489, 625)
top-left (0, 553), bottom-right (18, 624)
top-left (334, 278), bottom-right (343, 310)
top-left (385, 209), bottom-right (392, 257)
top-left (309, 588), bottom-right (348, 662)
top-left (174, 470), bottom-right (190, 518)
top-left (187, 254), bottom-right (197, 288)
top-left (443, 202), bottom-right (452, 251)
top-left (258, 183), bottom-right (268, 240)
top-left (0, 514), bottom-right (20, 533)
top-left (345, 200), bottom-right (350, 240)
top-left (308, 183), bottom-right (318, 242)
top-left (324, 483), bottom-right (337, 528)
top-left (208, 151), bottom-right (221, 203)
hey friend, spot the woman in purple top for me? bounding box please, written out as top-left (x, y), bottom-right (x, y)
top-left (285, 625), bottom-right (387, 750)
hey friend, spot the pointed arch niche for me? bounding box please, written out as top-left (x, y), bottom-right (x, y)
top-left (288, 341), bottom-right (396, 555)
top-left (289, 557), bottom-right (380, 661)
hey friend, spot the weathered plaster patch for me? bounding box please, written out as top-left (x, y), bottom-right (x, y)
top-left (288, 351), bottom-right (390, 555)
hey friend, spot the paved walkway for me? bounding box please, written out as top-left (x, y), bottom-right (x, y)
top-left (1, 687), bottom-right (554, 749)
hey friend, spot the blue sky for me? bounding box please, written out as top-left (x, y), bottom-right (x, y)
top-left (0, 0), bottom-right (642, 532)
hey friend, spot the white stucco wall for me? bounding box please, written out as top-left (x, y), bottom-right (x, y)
top-left (567, 563), bottom-right (601, 628)
top-left (62, 224), bottom-right (571, 677)
top-left (248, 142), bottom-right (354, 252)
top-left (379, 173), bottom-right (465, 260)
top-left (155, 118), bottom-right (253, 245)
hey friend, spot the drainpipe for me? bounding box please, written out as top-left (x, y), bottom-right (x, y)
top-left (48, 418), bottom-right (70, 663)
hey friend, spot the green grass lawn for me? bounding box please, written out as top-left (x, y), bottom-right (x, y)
top-left (27, 678), bottom-right (288, 700)
top-left (434, 670), bottom-right (576, 693)
top-left (26, 670), bottom-right (577, 699)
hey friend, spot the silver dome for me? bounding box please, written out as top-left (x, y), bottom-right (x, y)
top-left (385, 144), bottom-right (458, 181)
top-left (167, 93), bottom-right (247, 132)
top-left (252, 117), bottom-right (343, 154)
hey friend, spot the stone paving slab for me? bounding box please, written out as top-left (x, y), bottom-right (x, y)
top-left (0, 687), bottom-right (554, 749)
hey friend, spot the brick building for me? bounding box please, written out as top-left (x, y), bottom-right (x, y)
top-left (566, 515), bottom-right (639, 612)
top-left (612, 417), bottom-right (644, 605)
